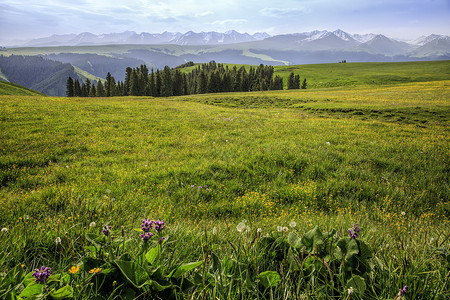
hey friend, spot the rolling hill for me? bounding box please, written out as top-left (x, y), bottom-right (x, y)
top-left (0, 81), bottom-right (45, 96)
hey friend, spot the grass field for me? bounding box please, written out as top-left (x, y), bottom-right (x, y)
top-left (0, 81), bottom-right (45, 96)
top-left (0, 62), bottom-right (449, 299)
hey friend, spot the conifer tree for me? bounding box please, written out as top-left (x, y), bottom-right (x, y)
top-left (197, 70), bottom-right (208, 94)
top-left (301, 78), bottom-right (307, 89)
top-left (287, 72), bottom-right (295, 89)
top-left (96, 80), bottom-right (105, 97)
top-left (89, 84), bottom-right (96, 97)
top-left (155, 71), bottom-right (162, 97)
top-left (66, 77), bottom-right (74, 97)
top-left (294, 74), bottom-right (300, 89)
top-left (161, 66), bottom-right (173, 97)
top-left (74, 79), bottom-right (82, 96)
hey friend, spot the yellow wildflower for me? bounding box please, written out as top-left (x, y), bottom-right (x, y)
top-left (69, 265), bottom-right (79, 274)
top-left (89, 268), bottom-right (102, 274)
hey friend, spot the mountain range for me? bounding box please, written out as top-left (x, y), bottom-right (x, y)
top-left (8, 29), bottom-right (449, 58)
top-left (1, 29), bottom-right (449, 96)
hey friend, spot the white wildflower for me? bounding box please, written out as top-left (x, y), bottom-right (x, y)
top-left (348, 287), bottom-right (354, 294)
top-left (237, 222), bottom-right (247, 233)
top-left (90, 222), bottom-right (96, 228)
top-left (212, 227), bottom-right (217, 235)
top-left (1, 228), bottom-right (8, 233)
top-left (326, 142), bottom-right (330, 145)
top-left (257, 228), bottom-right (262, 234)
top-left (55, 237), bottom-right (61, 245)
top-left (401, 211), bottom-right (406, 216)
top-left (289, 221), bottom-right (297, 228)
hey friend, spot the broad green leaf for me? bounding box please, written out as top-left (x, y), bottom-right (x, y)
top-left (210, 252), bottom-right (221, 274)
top-left (287, 232), bottom-right (302, 249)
top-left (145, 247), bottom-right (159, 265)
top-left (358, 241), bottom-right (372, 260)
top-left (258, 271), bottom-right (281, 289)
top-left (18, 282), bottom-right (43, 298)
top-left (150, 279), bottom-right (171, 291)
top-left (346, 275), bottom-right (366, 296)
top-left (167, 261), bottom-right (202, 279)
top-left (50, 285), bottom-right (74, 299)
top-left (302, 226), bottom-right (323, 252)
top-left (85, 233), bottom-right (102, 247)
top-left (115, 260), bottom-right (149, 288)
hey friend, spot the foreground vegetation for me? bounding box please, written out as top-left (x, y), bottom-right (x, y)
top-left (0, 68), bottom-right (449, 298)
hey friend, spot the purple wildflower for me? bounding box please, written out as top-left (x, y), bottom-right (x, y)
top-left (159, 237), bottom-right (165, 244)
top-left (348, 223), bottom-right (361, 239)
top-left (141, 219), bottom-right (153, 232)
top-left (140, 232), bottom-right (154, 242)
top-left (32, 266), bottom-right (51, 284)
top-left (154, 220), bottom-right (166, 232)
top-left (401, 286), bottom-right (408, 296)
top-left (102, 225), bottom-right (112, 236)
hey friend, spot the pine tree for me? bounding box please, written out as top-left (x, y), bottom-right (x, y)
top-left (294, 75), bottom-right (300, 89)
top-left (74, 79), bottom-right (82, 96)
top-left (301, 78), bottom-right (307, 89)
top-left (161, 66), bottom-right (173, 97)
top-left (96, 80), bottom-right (105, 97)
top-left (89, 84), bottom-right (96, 97)
top-left (105, 72), bottom-right (112, 97)
top-left (197, 70), bottom-right (208, 94)
top-left (129, 70), bottom-right (140, 96)
top-left (172, 69), bottom-right (183, 96)
top-left (287, 72), bottom-right (295, 89)
top-left (155, 71), bottom-right (162, 97)
top-left (124, 67), bottom-right (132, 96)
top-left (66, 77), bottom-right (74, 97)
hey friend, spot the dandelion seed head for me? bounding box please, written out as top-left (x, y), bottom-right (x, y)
top-left (1, 228), bottom-right (8, 233)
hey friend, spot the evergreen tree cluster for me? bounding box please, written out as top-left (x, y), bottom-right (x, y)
top-left (67, 61), bottom-right (306, 97)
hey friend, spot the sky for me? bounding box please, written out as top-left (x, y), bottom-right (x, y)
top-left (1, 0), bottom-right (450, 44)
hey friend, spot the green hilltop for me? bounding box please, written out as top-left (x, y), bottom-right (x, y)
top-left (0, 81), bottom-right (45, 96)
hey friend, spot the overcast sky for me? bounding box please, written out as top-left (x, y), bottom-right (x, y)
top-left (1, 0), bottom-right (449, 43)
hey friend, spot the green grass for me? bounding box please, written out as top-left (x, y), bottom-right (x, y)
top-left (273, 60), bottom-right (450, 88)
top-left (0, 81), bottom-right (45, 96)
top-left (0, 62), bottom-right (449, 299)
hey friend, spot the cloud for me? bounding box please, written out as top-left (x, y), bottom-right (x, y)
top-left (260, 7), bottom-right (308, 17)
top-left (210, 19), bottom-right (248, 26)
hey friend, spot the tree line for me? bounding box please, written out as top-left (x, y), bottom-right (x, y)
top-left (66, 61), bottom-right (306, 97)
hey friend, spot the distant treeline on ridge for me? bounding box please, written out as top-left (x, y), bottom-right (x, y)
top-left (66, 61), bottom-right (306, 97)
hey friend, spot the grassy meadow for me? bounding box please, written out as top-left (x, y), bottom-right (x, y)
top-left (0, 62), bottom-right (449, 299)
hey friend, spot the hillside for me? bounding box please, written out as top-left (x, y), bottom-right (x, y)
top-left (0, 81), bottom-right (44, 96)
top-left (0, 55), bottom-right (101, 96)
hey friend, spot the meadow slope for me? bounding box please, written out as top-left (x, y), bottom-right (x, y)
top-left (0, 65), bottom-right (449, 299)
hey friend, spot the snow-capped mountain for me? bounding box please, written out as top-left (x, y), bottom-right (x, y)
top-left (9, 29), bottom-right (449, 58)
top-left (18, 30), bottom-right (269, 47)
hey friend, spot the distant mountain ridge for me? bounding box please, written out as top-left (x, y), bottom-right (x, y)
top-left (12, 29), bottom-right (449, 58)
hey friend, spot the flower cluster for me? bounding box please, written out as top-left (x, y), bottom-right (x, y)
top-left (154, 220), bottom-right (166, 232)
top-left (102, 225), bottom-right (112, 236)
top-left (237, 220), bottom-right (250, 233)
top-left (102, 225), bottom-right (114, 241)
top-left (141, 218), bottom-right (153, 232)
top-left (32, 266), bottom-right (51, 284)
top-left (347, 223), bottom-right (361, 239)
top-left (140, 218), bottom-right (166, 242)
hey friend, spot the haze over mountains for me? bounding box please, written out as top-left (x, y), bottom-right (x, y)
top-left (9, 29), bottom-right (450, 57)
